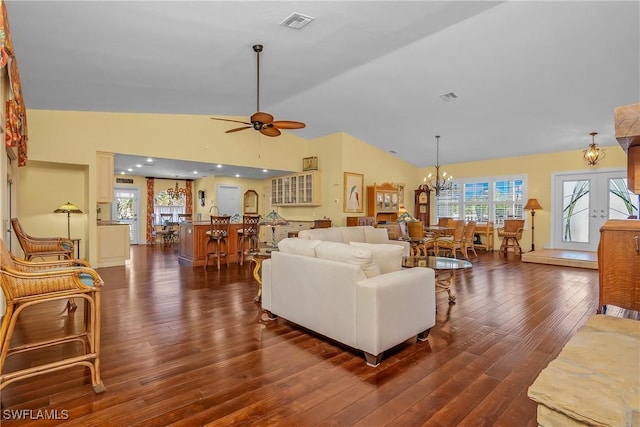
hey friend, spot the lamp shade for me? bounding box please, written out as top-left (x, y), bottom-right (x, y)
top-left (260, 210), bottom-right (288, 226)
top-left (524, 199), bottom-right (543, 211)
top-left (54, 202), bottom-right (83, 214)
top-left (397, 211), bottom-right (416, 222)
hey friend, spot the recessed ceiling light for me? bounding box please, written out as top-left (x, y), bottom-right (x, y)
top-left (235, 173), bottom-right (240, 178)
top-left (135, 164), bottom-right (142, 168)
top-left (120, 171), bottom-right (125, 175)
top-left (217, 164), bottom-right (223, 168)
top-left (262, 169), bottom-right (268, 173)
top-left (280, 12), bottom-right (314, 30)
top-left (127, 168), bottom-right (133, 172)
top-left (193, 171), bottom-right (198, 174)
top-left (146, 158), bottom-right (153, 162)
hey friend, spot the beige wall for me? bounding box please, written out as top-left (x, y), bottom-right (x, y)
top-left (16, 108), bottom-right (629, 263)
top-left (421, 145), bottom-right (627, 250)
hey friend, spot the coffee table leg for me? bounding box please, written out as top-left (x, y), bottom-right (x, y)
top-left (435, 270), bottom-right (457, 303)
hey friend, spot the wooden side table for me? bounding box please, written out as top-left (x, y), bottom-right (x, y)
top-left (246, 249), bottom-right (275, 302)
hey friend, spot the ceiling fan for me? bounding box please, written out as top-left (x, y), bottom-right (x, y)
top-left (211, 44), bottom-right (306, 137)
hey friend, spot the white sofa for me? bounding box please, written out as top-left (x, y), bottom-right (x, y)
top-left (297, 225), bottom-right (410, 256)
top-left (261, 238), bottom-right (436, 366)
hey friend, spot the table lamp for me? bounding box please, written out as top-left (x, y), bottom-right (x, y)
top-left (260, 210), bottom-right (288, 250)
top-left (524, 198), bottom-right (543, 251)
top-left (54, 202), bottom-right (83, 239)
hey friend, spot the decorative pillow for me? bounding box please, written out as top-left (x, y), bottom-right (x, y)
top-left (315, 241), bottom-right (380, 278)
top-left (349, 242), bottom-right (404, 274)
top-left (277, 238), bottom-right (322, 257)
top-left (363, 226), bottom-right (390, 244)
top-left (341, 227), bottom-right (365, 244)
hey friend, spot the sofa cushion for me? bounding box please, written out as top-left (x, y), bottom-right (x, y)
top-left (349, 242), bottom-right (404, 274)
top-left (341, 227), bottom-right (365, 244)
top-left (363, 226), bottom-right (390, 244)
top-left (298, 227), bottom-right (344, 242)
top-left (315, 241), bottom-right (380, 278)
top-left (277, 238), bottom-right (322, 257)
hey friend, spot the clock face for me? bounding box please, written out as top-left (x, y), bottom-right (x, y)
top-left (418, 192), bottom-right (428, 203)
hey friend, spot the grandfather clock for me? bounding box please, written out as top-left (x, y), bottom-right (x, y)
top-left (414, 184), bottom-right (431, 226)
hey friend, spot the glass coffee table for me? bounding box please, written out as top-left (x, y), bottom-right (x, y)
top-left (402, 256), bottom-right (472, 303)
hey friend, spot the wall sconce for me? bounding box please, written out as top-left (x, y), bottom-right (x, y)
top-left (583, 131), bottom-right (606, 166)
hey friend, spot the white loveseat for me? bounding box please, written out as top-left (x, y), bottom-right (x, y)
top-left (261, 238), bottom-right (436, 366)
top-left (297, 225), bottom-right (410, 255)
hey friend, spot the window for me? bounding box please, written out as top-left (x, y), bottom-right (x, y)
top-left (154, 192), bottom-right (185, 224)
top-left (435, 175), bottom-right (525, 227)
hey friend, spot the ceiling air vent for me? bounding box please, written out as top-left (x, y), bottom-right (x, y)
top-left (440, 92), bottom-right (458, 102)
top-left (280, 12), bottom-right (314, 30)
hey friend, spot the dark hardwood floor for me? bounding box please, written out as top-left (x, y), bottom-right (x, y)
top-left (0, 245), bottom-right (599, 426)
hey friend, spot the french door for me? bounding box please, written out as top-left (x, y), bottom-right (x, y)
top-left (552, 169), bottom-right (638, 251)
top-left (112, 187), bottom-right (140, 244)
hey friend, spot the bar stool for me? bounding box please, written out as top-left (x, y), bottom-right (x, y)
top-left (237, 215), bottom-right (261, 266)
top-left (204, 215), bottom-right (230, 270)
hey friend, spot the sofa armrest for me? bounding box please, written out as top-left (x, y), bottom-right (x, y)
top-left (383, 240), bottom-right (410, 256)
top-left (355, 267), bottom-right (436, 355)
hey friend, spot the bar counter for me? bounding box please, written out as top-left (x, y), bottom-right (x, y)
top-left (178, 221), bottom-right (242, 267)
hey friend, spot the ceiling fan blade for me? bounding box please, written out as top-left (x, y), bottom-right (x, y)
top-left (225, 126), bottom-right (252, 133)
top-left (260, 126), bottom-right (281, 137)
top-left (211, 117), bottom-right (251, 125)
top-left (251, 112), bottom-right (273, 124)
top-left (272, 120), bottom-right (306, 130)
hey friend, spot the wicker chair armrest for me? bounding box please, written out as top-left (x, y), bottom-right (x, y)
top-left (12, 257), bottom-right (91, 271)
top-left (22, 238), bottom-right (74, 254)
top-left (0, 267), bottom-right (103, 300)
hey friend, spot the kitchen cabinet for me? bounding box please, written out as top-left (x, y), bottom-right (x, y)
top-left (271, 171), bottom-right (321, 206)
top-left (96, 152), bottom-right (114, 203)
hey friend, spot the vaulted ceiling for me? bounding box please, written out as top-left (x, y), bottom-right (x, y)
top-left (6, 1), bottom-right (639, 179)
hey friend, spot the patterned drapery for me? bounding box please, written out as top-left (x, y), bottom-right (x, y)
top-left (1, 0), bottom-right (27, 166)
top-left (185, 181), bottom-right (193, 215)
top-left (146, 178), bottom-right (155, 243)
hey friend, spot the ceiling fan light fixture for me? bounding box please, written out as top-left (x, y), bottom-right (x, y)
top-left (280, 12), bottom-right (315, 30)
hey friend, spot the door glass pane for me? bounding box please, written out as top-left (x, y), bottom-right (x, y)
top-left (609, 178), bottom-right (639, 219)
top-left (562, 180), bottom-right (589, 243)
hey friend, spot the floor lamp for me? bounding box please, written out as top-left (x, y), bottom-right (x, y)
top-left (54, 202), bottom-right (83, 239)
top-left (524, 198), bottom-right (543, 251)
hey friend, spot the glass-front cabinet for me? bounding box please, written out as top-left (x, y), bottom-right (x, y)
top-left (272, 171), bottom-right (321, 206)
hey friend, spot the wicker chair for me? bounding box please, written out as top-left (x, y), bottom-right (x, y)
top-left (462, 221), bottom-right (478, 259)
top-left (11, 217), bottom-right (74, 260)
top-left (497, 219), bottom-right (525, 256)
top-left (0, 239), bottom-right (105, 394)
top-left (436, 220), bottom-right (465, 258)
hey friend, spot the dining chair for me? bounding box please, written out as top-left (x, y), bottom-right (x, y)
top-left (436, 219), bottom-right (465, 258)
top-left (462, 220), bottom-right (478, 258)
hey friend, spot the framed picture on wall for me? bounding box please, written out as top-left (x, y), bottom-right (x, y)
top-left (302, 156), bottom-right (318, 171)
top-left (343, 172), bottom-right (364, 213)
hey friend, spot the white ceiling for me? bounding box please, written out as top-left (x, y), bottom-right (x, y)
top-left (6, 1), bottom-right (639, 179)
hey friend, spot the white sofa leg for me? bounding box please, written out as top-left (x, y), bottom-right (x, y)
top-left (417, 328), bottom-right (431, 342)
top-left (364, 352), bottom-right (383, 367)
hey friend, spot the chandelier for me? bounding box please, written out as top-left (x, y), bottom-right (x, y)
top-left (425, 135), bottom-right (453, 196)
top-left (167, 181), bottom-right (187, 199)
top-left (583, 131), bottom-right (606, 166)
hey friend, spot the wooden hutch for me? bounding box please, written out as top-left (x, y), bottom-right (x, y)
top-left (366, 182), bottom-right (400, 224)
